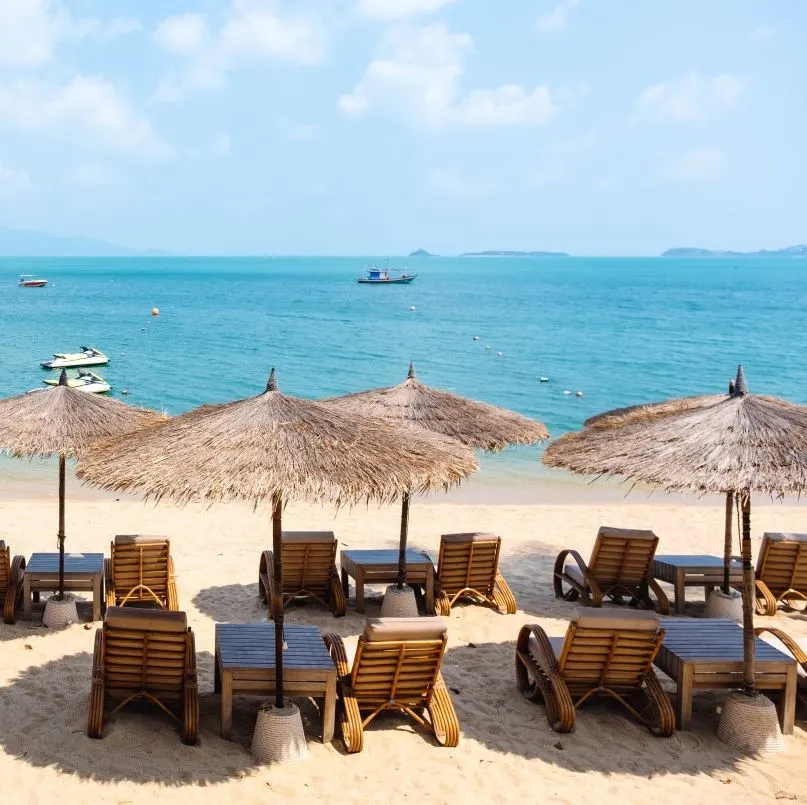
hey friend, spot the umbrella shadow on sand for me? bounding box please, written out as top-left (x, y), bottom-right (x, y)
top-left (440, 640), bottom-right (781, 777)
top-left (192, 583), bottom-right (266, 624)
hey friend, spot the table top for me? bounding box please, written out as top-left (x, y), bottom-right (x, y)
top-left (341, 549), bottom-right (432, 566)
top-left (25, 552), bottom-right (104, 574)
top-left (658, 617), bottom-right (795, 664)
top-left (215, 623), bottom-right (335, 671)
top-left (654, 555), bottom-right (743, 571)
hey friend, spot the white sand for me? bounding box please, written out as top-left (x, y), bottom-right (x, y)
top-left (0, 494), bottom-right (805, 804)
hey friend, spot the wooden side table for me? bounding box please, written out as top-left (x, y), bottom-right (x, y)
top-left (340, 549), bottom-right (434, 613)
top-left (653, 554), bottom-right (743, 614)
top-left (214, 623), bottom-right (337, 743)
top-left (23, 552), bottom-right (105, 621)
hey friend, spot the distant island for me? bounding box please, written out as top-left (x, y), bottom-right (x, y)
top-left (662, 245), bottom-right (807, 258)
top-left (0, 226), bottom-right (170, 257)
top-left (461, 250), bottom-right (570, 257)
top-left (408, 249), bottom-right (434, 257)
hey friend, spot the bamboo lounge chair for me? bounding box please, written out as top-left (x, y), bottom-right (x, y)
top-left (753, 532), bottom-right (807, 615)
top-left (515, 608), bottom-right (675, 735)
top-left (87, 607), bottom-right (199, 744)
top-left (258, 531), bottom-right (346, 617)
top-left (105, 535), bottom-right (179, 610)
top-left (0, 541), bottom-right (25, 624)
top-left (433, 532), bottom-right (516, 615)
top-left (553, 526), bottom-right (669, 613)
top-left (754, 626), bottom-right (807, 709)
top-left (324, 616), bottom-right (459, 753)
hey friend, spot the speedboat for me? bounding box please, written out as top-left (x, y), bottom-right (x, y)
top-left (40, 346), bottom-right (108, 369)
top-left (357, 265), bottom-right (417, 284)
top-left (19, 274), bottom-right (48, 287)
top-left (43, 370), bottom-right (111, 394)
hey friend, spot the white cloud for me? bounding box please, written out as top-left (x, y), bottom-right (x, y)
top-left (0, 162), bottom-right (34, 198)
top-left (340, 23), bottom-right (558, 128)
top-left (0, 76), bottom-right (170, 158)
top-left (0, 1), bottom-right (141, 68)
top-left (357, 0), bottom-right (457, 20)
top-left (665, 146), bottom-right (726, 184)
top-left (750, 25), bottom-right (774, 42)
top-left (153, 1), bottom-right (326, 101)
top-left (279, 117), bottom-right (317, 140)
top-left (535, 0), bottom-right (579, 33)
top-left (635, 72), bottom-right (742, 123)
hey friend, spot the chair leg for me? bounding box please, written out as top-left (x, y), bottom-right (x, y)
top-left (426, 676), bottom-right (460, 747)
top-left (258, 550), bottom-right (272, 605)
top-left (104, 558), bottom-right (116, 609)
top-left (87, 631), bottom-right (106, 739)
top-left (328, 569), bottom-right (347, 617)
top-left (323, 633), bottom-right (364, 753)
top-left (640, 670), bottom-right (676, 737)
top-left (182, 680), bottom-right (199, 745)
top-left (491, 573), bottom-right (517, 614)
top-left (434, 589), bottom-right (452, 616)
top-left (3, 554), bottom-right (25, 624)
top-left (755, 580), bottom-right (778, 616)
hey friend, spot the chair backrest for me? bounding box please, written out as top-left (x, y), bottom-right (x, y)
top-left (757, 533), bottom-right (807, 594)
top-left (111, 535), bottom-right (172, 606)
top-left (352, 617), bottom-right (448, 708)
top-left (558, 608), bottom-right (663, 689)
top-left (437, 533), bottom-right (501, 595)
top-left (0, 542), bottom-right (9, 591)
top-left (102, 607), bottom-right (190, 702)
top-left (587, 527), bottom-right (659, 588)
top-left (280, 531), bottom-right (337, 596)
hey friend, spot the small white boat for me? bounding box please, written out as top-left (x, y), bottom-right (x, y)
top-left (19, 274), bottom-right (48, 287)
top-left (40, 346), bottom-right (108, 369)
top-left (43, 370), bottom-right (111, 394)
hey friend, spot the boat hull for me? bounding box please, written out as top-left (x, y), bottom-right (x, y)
top-left (19, 280), bottom-right (47, 287)
top-left (357, 276), bottom-right (416, 284)
top-left (41, 356), bottom-right (109, 369)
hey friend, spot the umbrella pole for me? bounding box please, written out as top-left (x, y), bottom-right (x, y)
top-left (722, 492), bottom-right (733, 594)
top-left (396, 493), bottom-right (410, 588)
top-left (272, 491), bottom-right (284, 708)
top-left (58, 453), bottom-right (66, 600)
top-left (739, 492), bottom-right (755, 693)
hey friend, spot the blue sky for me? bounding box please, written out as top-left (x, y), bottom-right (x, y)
top-left (0, 0), bottom-right (803, 255)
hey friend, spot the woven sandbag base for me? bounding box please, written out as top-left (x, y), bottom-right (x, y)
top-left (717, 691), bottom-right (785, 753)
top-left (42, 594), bottom-right (79, 628)
top-left (704, 590), bottom-right (743, 623)
top-left (380, 585), bottom-right (419, 617)
top-left (251, 701), bottom-right (309, 764)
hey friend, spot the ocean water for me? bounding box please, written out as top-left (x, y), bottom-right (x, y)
top-left (2, 255), bottom-right (807, 501)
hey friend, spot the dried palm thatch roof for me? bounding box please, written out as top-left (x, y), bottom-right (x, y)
top-left (0, 379), bottom-right (160, 459)
top-left (327, 362), bottom-right (548, 451)
top-left (77, 370), bottom-right (479, 507)
top-left (543, 366), bottom-right (807, 496)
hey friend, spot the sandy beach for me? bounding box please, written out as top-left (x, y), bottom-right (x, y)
top-left (0, 493), bottom-right (805, 804)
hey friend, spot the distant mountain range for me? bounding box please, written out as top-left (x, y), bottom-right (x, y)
top-left (662, 245), bottom-right (807, 258)
top-left (0, 226), bottom-right (170, 257)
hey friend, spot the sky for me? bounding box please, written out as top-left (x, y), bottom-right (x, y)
top-left (0, 0), bottom-right (804, 255)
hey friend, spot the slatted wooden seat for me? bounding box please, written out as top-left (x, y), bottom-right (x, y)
top-left (433, 533), bottom-right (516, 615)
top-left (258, 531), bottom-right (346, 617)
top-left (753, 533), bottom-right (807, 615)
top-left (323, 617), bottom-right (459, 753)
top-left (515, 608), bottom-right (675, 735)
top-left (0, 541), bottom-right (25, 624)
top-left (553, 526), bottom-right (669, 613)
top-left (754, 626), bottom-right (807, 709)
top-left (105, 535), bottom-right (179, 610)
top-left (87, 607), bottom-right (199, 744)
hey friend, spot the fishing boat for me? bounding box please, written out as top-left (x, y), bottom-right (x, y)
top-left (40, 346), bottom-right (108, 369)
top-left (357, 265), bottom-right (417, 284)
top-left (19, 274), bottom-right (48, 287)
top-left (43, 370), bottom-right (111, 394)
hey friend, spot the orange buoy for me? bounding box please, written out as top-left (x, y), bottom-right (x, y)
top-left (151, 307), bottom-right (159, 316)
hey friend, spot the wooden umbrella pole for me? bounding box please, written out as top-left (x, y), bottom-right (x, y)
top-left (272, 491), bottom-right (284, 707)
top-left (739, 492), bottom-right (756, 693)
top-left (722, 492), bottom-right (733, 594)
top-left (58, 453), bottom-right (66, 600)
top-left (396, 492), bottom-right (411, 588)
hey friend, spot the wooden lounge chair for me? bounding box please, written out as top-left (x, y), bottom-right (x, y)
top-left (433, 532), bottom-right (516, 615)
top-left (87, 607), bottom-right (199, 744)
top-left (754, 626), bottom-right (807, 709)
top-left (258, 531), bottom-right (346, 617)
top-left (515, 608), bottom-right (675, 735)
top-left (753, 533), bottom-right (807, 615)
top-left (105, 535), bottom-right (179, 610)
top-left (324, 617), bottom-right (459, 753)
top-left (553, 526), bottom-right (669, 613)
top-left (0, 541), bottom-right (25, 624)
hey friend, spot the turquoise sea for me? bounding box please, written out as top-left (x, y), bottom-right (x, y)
top-left (2, 255), bottom-right (807, 502)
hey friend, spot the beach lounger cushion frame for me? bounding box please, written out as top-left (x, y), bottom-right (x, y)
top-left (515, 608), bottom-right (675, 736)
top-left (323, 616), bottom-right (459, 753)
top-left (0, 541), bottom-right (25, 624)
top-left (87, 607), bottom-right (199, 744)
top-left (754, 626), bottom-right (807, 709)
top-left (753, 533), bottom-right (807, 615)
top-left (105, 535), bottom-right (179, 610)
top-left (553, 526), bottom-right (669, 614)
top-left (433, 533), bottom-right (516, 615)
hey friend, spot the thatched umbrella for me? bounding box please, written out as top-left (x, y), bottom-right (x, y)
top-left (543, 365), bottom-right (807, 700)
top-left (77, 369), bottom-right (478, 710)
top-left (329, 362), bottom-right (548, 593)
top-left (0, 371), bottom-right (159, 599)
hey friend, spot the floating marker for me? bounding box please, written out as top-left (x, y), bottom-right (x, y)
top-left (485, 345), bottom-right (491, 350)
top-left (409, 306), bottom-right (416, 311)
top-left (151, 307), bottom-right (160, 316)
top-left (563, 390), bottom-right (572, 396)
top-left (473, 336), bottom-right (480, 341)
top-left (576, 391), bottom-right (584, 397)
top-left (121, 389), bottom-right (129, 395)
top-left (497, 351), bottom-right (504, 357)
top-left (539, 376), bottom-right (549, 382)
